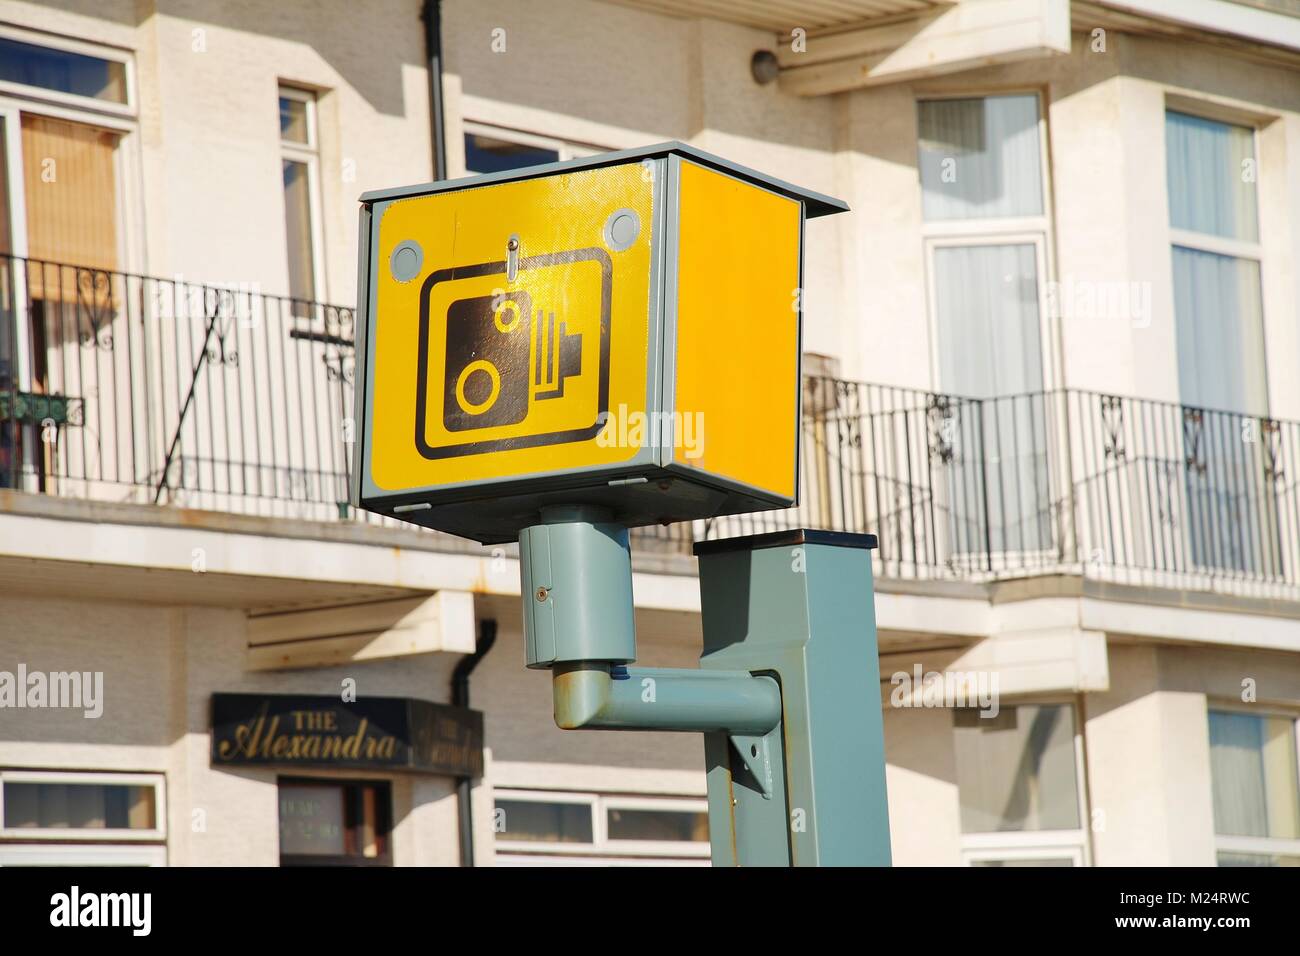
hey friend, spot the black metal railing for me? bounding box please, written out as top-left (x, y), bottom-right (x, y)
top-left (2, 254), bottom-right (1296, 595)
top-left (0, 254), bottom-right (357, 522)
top-left (703, 380), bottom-right (1300, 593)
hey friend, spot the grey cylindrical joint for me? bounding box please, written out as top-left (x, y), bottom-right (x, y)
top-left (520, 505), bottom-right (636, 669)
top-left (553, 663), bottom-right (782, 735)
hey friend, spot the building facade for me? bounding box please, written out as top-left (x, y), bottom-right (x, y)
top-left (1, 0), bottom-right (1299, 866)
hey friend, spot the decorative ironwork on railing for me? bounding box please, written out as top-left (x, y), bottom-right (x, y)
top-left (703, 379), bottom-right (1300, 594)
top-left (0, 254), bottom-right (357, 522)
top-left (2, 254), bottom-right (1297, 594)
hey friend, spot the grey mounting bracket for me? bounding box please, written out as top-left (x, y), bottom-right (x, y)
top-left (518, 503), bottom-right (785, 738)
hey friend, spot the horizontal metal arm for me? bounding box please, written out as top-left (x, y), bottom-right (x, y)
top-left (552, 662), bottom-right (781, 735)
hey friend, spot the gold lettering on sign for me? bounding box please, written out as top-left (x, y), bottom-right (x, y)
top-left (216, 712), bottom-right (401, 765)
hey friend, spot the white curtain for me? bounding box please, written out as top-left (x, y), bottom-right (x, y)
top-left (935, 244), bottom-right (1043, 398)
top-left (1167, 109), bottom-right (1265, 415)
top-left (1166, 110), bottom-right (1258, 241)
top-left (934, 243), bottom-right (1051, 553)
top-left (1209, 711), bottom-right (1300, 840)
top-left (918, 94), bottom-right (1043, 221)
top-left (1167, 110), bottom-right (1273, 574)
top-left (954, 704), bottom-right (1080, 833)
top-left (1171, 247), bottom-right (1267, 416)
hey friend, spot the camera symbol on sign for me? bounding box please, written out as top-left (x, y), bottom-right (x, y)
top-left (414, 248), bottom-right (613, 460)
top-left (442, 291), bottom-right (583, 432)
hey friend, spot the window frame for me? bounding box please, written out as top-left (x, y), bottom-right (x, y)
top-left (0, 842), bottom-right (166, 866)
top-left (0, 24), bottom-right (136, 117)
top-left (922, 230), bottom-right (1060, 569)
top-left (278, 83), bottom-right (327, 307)
top-left (1206, 703), bottom-right (1300, 865)
top-left (276, 775), bottom-right (393, 868)
top-left (953, 697), bottom-right (1092, 867)
top-left (915, 89), bottom-right (1061, 399)
top-left (962, 832), bottom-right (1087, 867)
top-left (0, 769), bottom-right (167, 842)
top-left (1164, 107), bottom-right (1263, 264)
top-left (493, 788), bottom-right (710, 861)
top-left (460, 121), bottom-right (602, 177)
top-left (1163, 106), bottom-right (1268, 418)
top-left (922, 230), bottom-right (1053, 398)
top-left (0, 30), bottom-right (143, 278)
top-left (1163, 104), bottom-right (1277, 579)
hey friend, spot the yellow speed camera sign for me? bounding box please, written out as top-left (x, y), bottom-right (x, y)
top-left (352, 143), bottom-right (847, 543)
top-left (372, 161), bottom-right (652, 488)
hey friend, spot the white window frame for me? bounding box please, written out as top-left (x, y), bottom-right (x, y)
top-left (0, 101), bottom-right (32, 397)
top-left (460, 121), bottom-right (602, 176)
top-left (1164, 106), bottom-right (1265, 392)
top-left (0, 24), bottom-right (136, 118)
top-left (1164, 106), bottom-right (1263, 270)
top-left (601, 794), bottom-right (711, 859)
top-left (493, 788), bottom-right (710, 861)
top-left (916, 89), bottom-right (1061, 397)
top-left (0, 29), bottom-right (144, 276)
top-left (0, 51), bottom-right (144, 491)
top-left (923, 230), bottom-right (1054, 396)
top-left (962, 832), bottom-right (1087, 867)
top-left (0, 770), bottom-right (167, 842)
top-left (1164, 106), bottom-right (1275, 579)
top-left (922, 230), bottom-right (1059, 571)
top-left (1207, 704), bottom-right (1300, 865)
top-left (956, 698), bottom-right (1092, 867)
top-left (0, 842), bottom-right (166, 866)
top-left (278, 83), bottom-right (327, 305)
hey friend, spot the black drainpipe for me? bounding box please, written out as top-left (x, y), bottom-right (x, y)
top-left (421, 0), bottom-right (448, 180)
top-left (452, 618), bottom-right (497, 867)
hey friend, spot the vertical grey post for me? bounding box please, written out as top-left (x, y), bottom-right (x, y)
top-left (695, 529), bottom-right (892, 866)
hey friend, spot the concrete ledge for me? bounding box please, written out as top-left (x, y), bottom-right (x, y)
top-left (0, 490), bottom-right (699, 577)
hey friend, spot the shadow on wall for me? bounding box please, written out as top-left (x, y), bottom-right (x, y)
top-left (445, 0), bottom-right (835, 148)
top-left (46, 0), bottom-right (839, 150)
top-left (39, 0), bottom-right (424, 118)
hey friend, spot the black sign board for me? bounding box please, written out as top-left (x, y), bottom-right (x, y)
top-left (211, 693), bottom-right (483, 777)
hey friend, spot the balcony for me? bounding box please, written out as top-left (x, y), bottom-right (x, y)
top-left (713, 380), bottom-right (1300, 600)
top-left (1, 254), bottom-right (1297, 600)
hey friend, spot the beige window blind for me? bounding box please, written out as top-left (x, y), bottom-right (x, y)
top-left (21, 113), bottom-right (119, 301)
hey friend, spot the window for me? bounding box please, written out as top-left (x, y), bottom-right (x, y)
top-left (1166, 110), bottom-right (1265, 416)
top-left (918, 94), bottom-right (1054, 561)
top-left (0, 770), bottom-right (166, 865)
top-left (953, 704), bottom-right (1090, 865)
top-left (279, 85), bottom-right (324, 310)
top-left (0, 31), bottom-right (131, 110)
top-left (462, 123), bottom-right (595, 175)
top-left (0, 31), bottom-right (138, 496)
top-left (278, 778), bottom-right (391, 866)
top-left (494, 790), bottom-right (709, 866)
top-left (1165, 110), bottom-right (1278, 576)
top-left (918, 94), bottom-right (1043, 221)
top-left (1208, 709), bottom-right (1300, 867)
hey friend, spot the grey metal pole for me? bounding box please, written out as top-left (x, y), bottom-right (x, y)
top-left (517, 508), bottom-right (891, 866)
top-left (695, 529), bottom-right (892, 866)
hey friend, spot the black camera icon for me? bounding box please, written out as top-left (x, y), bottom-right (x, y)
top-left (414, 247), bottom-right (612, 461)
top-left (442, 290), bottom-right (583, 433)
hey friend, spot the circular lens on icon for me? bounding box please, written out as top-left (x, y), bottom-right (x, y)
top-left (455, 359), bottom-right (501, 415)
